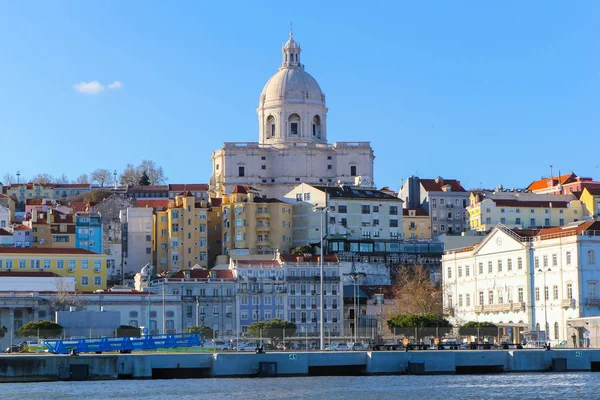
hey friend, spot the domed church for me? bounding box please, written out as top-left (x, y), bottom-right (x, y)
top-left (210, 31), bottom-right (375, 199)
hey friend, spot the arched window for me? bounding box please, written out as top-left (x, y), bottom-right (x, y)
top-left (588, 250), bottom-right (596, 265)
top-left (288, 113), bottom-right (300, 135)
top-left (312, 115), bottom-right (321, 137)
top-left (588, 281), bottom-right (598, 298)
top-left (267, 115), bottom-right (275, 137)
top-left (554, 322), bottom-right (559, 340)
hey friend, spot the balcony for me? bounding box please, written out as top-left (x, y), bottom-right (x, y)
top-left (511, 302), bottom-right (526, 312)
top-left (586, 298), bottom-right (600, 307)
top-left (255, 225), bottom-right (270, 232)
top-left (562, 298), bottom-right (576, 308)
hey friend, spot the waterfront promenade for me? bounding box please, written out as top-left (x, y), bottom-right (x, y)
top-left (1, 349), bottom-right (599, 382)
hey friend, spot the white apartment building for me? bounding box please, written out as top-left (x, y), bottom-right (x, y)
top-left (443, 221), bottom-right (600, 345)
top-left (121, 207), bottom-right (153, 275)
top-left (283, 183), bottom-right (404, 251)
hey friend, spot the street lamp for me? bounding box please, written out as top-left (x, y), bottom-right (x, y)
top-left (349, 269), bottom-right (366, 344)
top-left (538, 267), bottom-right (551, 344)
top-left (313, 205), bottom-right (329, 351)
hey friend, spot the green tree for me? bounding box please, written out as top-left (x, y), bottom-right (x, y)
top-left (138, 171), bottom-right (151, 186)
top-left (0, 326), bottom-right (7, 338)
top-left (387, 313), bottom-right (451, 329)
top-left (458, 321), bottom-right (497, 336)
top-left (17, 320), bottom-right (63, 339)
top-left (247, 319), bottom-right (296, 345)
top-left (291, 244), bottom-right (314, 255)
top-left (185, 325), bottom-right (214, 339)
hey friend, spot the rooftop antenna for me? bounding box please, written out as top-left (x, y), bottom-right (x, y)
top-left (16, 171), bottom-right (21, 184)
top-left (549, 164), bottom-right (553, 179)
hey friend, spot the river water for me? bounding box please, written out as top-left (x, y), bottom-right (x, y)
top-left (2, 373), bottom-right (598, 399)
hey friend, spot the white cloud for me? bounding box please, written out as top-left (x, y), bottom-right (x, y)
top-left (73, 81), bottom-right (105, 95)
top-left (107, 81), bottom-right (122, 90)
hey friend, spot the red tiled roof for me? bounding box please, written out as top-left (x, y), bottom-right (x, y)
top-left (403, 208), bottom-right (428, 216)
top-left (136, 199), bottom-right (170, 210)
top-left (168, 184), bottom-right (209, 191)
top-left (526, 173), bottom-right (576, 191)
top-left (210, 198), bottom-right (223, 207)
top-left (12, 225), bottom-right (31, 231)
top-left (0, 271), bottom-right (60, 277)
top-left (0, 194), bottom-right (11, 198)
top-left (0, 247), bottom-right (99, 255)
top-left (69, 202), bottom-right (89, 212)
top-left (493, 200), bottom-right (570, 208)
top-left (535, 221), bottom-right (600, 238)
top-left (419, 178), bottom-right (466, 192)
top-left (279, 254), bottom-right (338, 263)
top-left (232, 185), bottom-right (248, 194)
top-left (53, 184), bottom-right (91, 189)
top-left (26, 199), bottom-right (44, 206)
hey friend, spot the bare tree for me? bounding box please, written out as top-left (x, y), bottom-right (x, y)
top-left (90, 168), bottom-right (112, 187)
top-left (119, 163), bottom-right (140, 186)
top-left (50, 279), bottom-right (86, 312)
top-left (30, 173), bottom-right (54, 184)
top-left (389, 264), bottom-right (443, 316)
top-left (2, 173), bottom-right (15, 184)
top-left (139, 159), bottom-right (167, 185)
top-left (55, 173), bottom-right (70, 184)
top-left (75, 174), bottom-right (90, 184)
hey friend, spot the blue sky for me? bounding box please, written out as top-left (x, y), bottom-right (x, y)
top-left (0, 1), bottom-right (598, 191)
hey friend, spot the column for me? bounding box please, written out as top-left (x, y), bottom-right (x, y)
top-left (8, 308), bottom-right (14, 348)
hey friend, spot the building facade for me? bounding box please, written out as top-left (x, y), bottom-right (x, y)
top-left (399, 176), bottom-right (470, 237)
top-left (221, 186), bottom-right (293, 257)
top-left (467, 190), bottom-right (586, 232)
top-left (121, 207), bottom-right (154, 275)
top-left (443, 222), bottom-right (600, 345)
top-left (75, 212), bottom-right (103, 254)
top-left (0, 247), bottom-right (108, 291)
top-left (402, 208), bottom-right (431, 240)
top-left (210, 32), bottom-right (375, 199)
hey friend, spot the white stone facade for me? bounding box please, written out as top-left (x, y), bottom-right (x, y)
top-left (443, 222), bottom-right (600, 345)
top-left (210, 32), bottom-right (375, 199)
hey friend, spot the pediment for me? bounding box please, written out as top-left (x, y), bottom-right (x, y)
top-left (473, 227), bottom-right (525, 256)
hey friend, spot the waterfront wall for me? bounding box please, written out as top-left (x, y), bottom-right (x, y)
top-left (1, 349), bottom-right (599, 382)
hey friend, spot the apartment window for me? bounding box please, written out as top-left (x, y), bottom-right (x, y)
top-left (373, 219), bottom-right (379, 226)
top-left (588, 281), bottom-right (598, 298)
top-left (534, 256), bottom-right (539, 269)
top-left (497, 260), bottom-right (502, 272)
top-left (488, 261), bottom-right (492, 273)
top-left (327, 165), bottom-right (332, 170)
top-left (57, 260), bottom-right (64, 269)
top-left (479, 290), bottom-right (484, 305)
top-left (559, 218), bottom-right (565, 226)
top-left (361, 205), bottom-right (370, 214)
top-left (338, 205), bottom-right (347, 213)
top-left (488, 290), bottom-right (494, 305)
top-left (457, 265), bottom-right (462, 277)
top-left (390, 206), bottom-right (398, 215)
top-left (478, 263), bottom-right (483, 274)
top-left (507, 287), bottom-right (513, 302)
top-left (507, 259), bottom-right (512, 271)
top-left (465, 265), bottom-right (470, 276)
top-left (535, 287), bottom-right (540, 301)
top-left (530, 218), bottom-right (536, 226)
top-left (373, 206), bottom-right (379, 213)
top-left (389, 219), bottom-right (398, 228)
top-left (238, 166), bottom-right (245, 177)
top-left (552, 254), bottom-right (558, 267)
top-left (466, 294), bottom-right (471, 306)
top-left (94, 276), bottom-right (102, 286)
top-left (458, 294), bottom-right (463, 307)
top-left (543, 255), bottom-right (548, 267)
top-left (516, 218), bottom-right (521, 225)
top-left (517, 257), bottom-right (523, 270)
top-left (566, 251), bottom-right (572, 265)
top-left (544, 286), bottom-right (549, 301)
top-left (553, 285), bottom-right (559, 300)
top-left (447, 266), bottom-right (452, 279)
top-left (588, 250), bottom-right (596, 265)
top-left (350, 166), bottom-right (357, 176)
top-left (81, 276), bottom-right (89, 286)
top-left (303, 193), bottom-right (311, 201)
top-left (567, 283), bottom-right (573, 299)
top-left (554, 322), bottom-right (560, 340)
top-left (518, 287), bottom-right (524, 302)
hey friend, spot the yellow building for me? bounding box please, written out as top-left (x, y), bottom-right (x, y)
top-left (154, 192), bottom-right (210, 273)
top-left (206, 198), bottom-right (223, 267)
top-left (6, 183), bottom-right (54, 203)
top-left (467, 190), bottom-right (585, 231)
top-left (0, 247), bottom-right (108, 291)
top-left (27, 209), bottom-right (75, 248)
top-left (221, 185), bottom-right (293, 256)
top-left (403, 208), bottom-right (431, 240)
top-left (580, 187), bottom-right (600, 219)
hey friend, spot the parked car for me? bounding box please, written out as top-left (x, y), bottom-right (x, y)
top-left (276, 343), bottom-right (288, 351)
top-left (5, 342), bottom-right (26, 354)
top-left (207, 340), bottom-right (231, 351)
top-left (235, 342), bottom-right (260, 351)
top-left (291, 343), bottom-right (312, 351)
top-left (326, 343), bottom-right (349, 351)
top-left (349, 342), bottom-right (364, 351)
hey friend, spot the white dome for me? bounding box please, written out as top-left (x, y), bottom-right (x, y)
top-left (260, 68), bottom-right (325, 107)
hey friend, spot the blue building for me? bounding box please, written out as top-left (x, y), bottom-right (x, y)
top-left (230, 258), bottom-right (286, 336)
top-left (75, 212), bottom-right (102, 254)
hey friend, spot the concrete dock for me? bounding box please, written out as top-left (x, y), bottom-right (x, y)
top-left (1, 349), bottom-right (599, 382)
